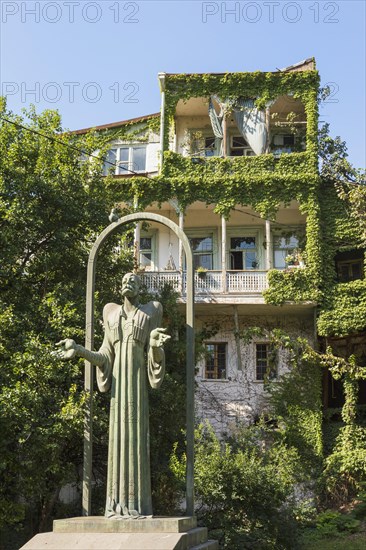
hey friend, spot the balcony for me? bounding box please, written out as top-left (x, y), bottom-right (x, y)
top-left (142, 270), bottom-right (268, 303)
top-left (161, 150), bottom-right (318, 188)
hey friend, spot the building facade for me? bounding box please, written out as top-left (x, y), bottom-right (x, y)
top-left (73, 58), bottom-right (365, 435)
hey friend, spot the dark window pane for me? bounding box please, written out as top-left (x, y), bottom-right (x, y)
top-left (205, 343), bottom-right (227, 380)
top-left (140, 237), bottom-right (152, 250)
top-left (283, 134), bottom-right (295, 146)
top-left (352, 263), bottom-right (362, 280)
top-left (337, 260), bottom-right (364, 282)
top-left (232, 136), bottom-right (247, 147)
top-left (194, 254), bottom-right (212, 270)
top-left (256, 344), bottom-right (277, 381)
top-left (230, 149), bottom-right (244, 156)
top-left (230, 251), bottom-right (243, 270)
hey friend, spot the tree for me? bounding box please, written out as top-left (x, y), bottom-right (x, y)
top-left (0, 98), bottom-right (132, 537)
top-left (319, 123), bottom-right (366, 244)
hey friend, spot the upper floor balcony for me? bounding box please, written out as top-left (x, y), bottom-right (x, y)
top-left (160, 64), bottom-right (319, 184)
top-left (135, 201), bottom-right (308, 305)
top-left (142, 269), bottom-right (269, 304)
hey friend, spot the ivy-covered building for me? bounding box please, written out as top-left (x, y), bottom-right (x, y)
top-left (74, 57), bottom-right (365, 435)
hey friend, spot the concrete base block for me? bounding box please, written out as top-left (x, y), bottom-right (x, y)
top-left (54, 515), bottom-right (197, 533)
top-left (20, 516), bottom-right (218, 550)
top-left (20, 532), bottom-right (189, 549)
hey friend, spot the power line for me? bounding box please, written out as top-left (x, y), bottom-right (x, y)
top-left (3, 114), bottom-right (359, 230)
top-left (0, 115), bottom-right (154, 180)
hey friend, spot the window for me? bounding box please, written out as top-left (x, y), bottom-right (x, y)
top-left (189, 235), bottom-right (214, 270)
top-left (204, 136), bottom-right (216, 157)
top-left (102, 145), bottom-right (146, 175)
top-left (205, 343), bottom-right (227, 379)
top-left (337, 259), bottom-right (363, 282)
top-left (139, 237), bottom-right (153, 268)
top-left (273, 235), bottom-right (299, 269)
top-left (273, 134), bottom-right (295, 147)
top-left (230, 136), bottom-right (255, 157)
top-left (189, 132), bottom-right (217, 157)
top-left (229, 237), bottom-right (258, 269)
top-left (335, 250), bottom-right (364, 282)
top-left (255, 343), bottom-right (277, 381)
top-left (124, 234), bottom-right (155, 269)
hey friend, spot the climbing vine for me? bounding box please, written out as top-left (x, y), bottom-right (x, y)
top-left (92, 114), bottom-right (160, 148)
top-left (164, 70), bottom-right (319, 165)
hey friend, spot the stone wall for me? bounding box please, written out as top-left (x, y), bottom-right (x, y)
top-left (195, 311), bottom-right (315, 436)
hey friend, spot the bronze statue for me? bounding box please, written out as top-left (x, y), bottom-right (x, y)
top-left (54, 273), bottom-right (170, 518)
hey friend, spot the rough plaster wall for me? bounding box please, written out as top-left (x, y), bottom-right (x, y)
top-left (195, 313), bottom-right (314, 437)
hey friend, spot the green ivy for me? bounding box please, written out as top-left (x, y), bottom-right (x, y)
top-left (92, 114), bottom-right (160, 147)
top-left (164, 70), bottom-right (319, 164)
top-left (317, 280), bottom-right (366, 337)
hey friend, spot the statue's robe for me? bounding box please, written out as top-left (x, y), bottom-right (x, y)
top-left (95, 301), bottom-right (165, 517)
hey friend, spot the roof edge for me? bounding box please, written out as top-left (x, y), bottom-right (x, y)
top-left (164, 58), bottom-right (316, 77)
top-left (70, 112), bottom-right (160, 135)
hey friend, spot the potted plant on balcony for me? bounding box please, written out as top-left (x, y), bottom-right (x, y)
top-left (196, 266), bottom-right (208, 279)
top-left (285, 250), bottom-right (304, 268)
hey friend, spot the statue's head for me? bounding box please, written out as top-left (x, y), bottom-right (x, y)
top-left (121, 272), bottom-right (141, 299)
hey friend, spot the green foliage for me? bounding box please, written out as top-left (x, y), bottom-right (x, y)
top-left (315, 509), bottom-right (360, 535)
top-left (160, 151), bottom-right (319, 217)
top-left (171, 423), bottom-right (300, 549)
top-left (299, 493), bottom-right (366, 550)
top-left (91, 114), bottom-right (160, 148)
top-left (164, 69), bottom-right (319, 162)
top-left (264, 268), bottom-right (321, 305)
top-left (317, 280), bottom-right (366, 337)
top-left (0, 99), bottom-right (133, 531)
top-left (321, 423), bottom-right (366, 506)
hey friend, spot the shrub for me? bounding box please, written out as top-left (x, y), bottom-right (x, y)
top-left (171, 423), bottom-right (301, 549)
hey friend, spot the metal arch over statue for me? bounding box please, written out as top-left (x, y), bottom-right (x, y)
top-left (55, 212), bottom-right (195, 519)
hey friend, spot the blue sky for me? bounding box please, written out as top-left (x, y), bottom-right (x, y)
top-left (0, 0), bottom-right (365, 166)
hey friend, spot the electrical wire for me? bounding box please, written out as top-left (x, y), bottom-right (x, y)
top-left (0, 115), bottom-right (154, 180)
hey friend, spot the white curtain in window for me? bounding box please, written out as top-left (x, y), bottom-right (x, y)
top-left (208, 98), bottom-right (224, 155)
top-left (233, 99), bottom-right (267, 156)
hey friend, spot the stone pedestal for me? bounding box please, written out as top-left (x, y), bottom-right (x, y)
top-left (20, 516), bottom-right (218, 550)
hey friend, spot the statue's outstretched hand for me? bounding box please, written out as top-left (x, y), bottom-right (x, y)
top-left (52, 339), bottom-right (79, 360)
top-left (150, 328), bottom-right (171, 348)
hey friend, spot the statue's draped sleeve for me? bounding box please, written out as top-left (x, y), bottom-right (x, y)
top-left (96, 303), bottom-right (119, 393)
top-left (147, 301), bottom-right (166, 389)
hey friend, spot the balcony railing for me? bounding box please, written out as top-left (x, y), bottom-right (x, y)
top-left (142, 270), bottom-right (268, 297)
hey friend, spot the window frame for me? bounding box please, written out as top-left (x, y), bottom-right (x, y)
top-left (227, 228), bottom-right (262, 270)
top-left (204, 342), bottom-right (228, 380)
top-left (273, 234), bottom-right (300, 269)
top-left (228, 131), bottom-right (255, 157)
top-left (188, 129), bottom-right (219, 157)
top-left (102, 144), bottom-right (147, 176)
top-left (337, 259), bottom-right (364, 282)
top-left (185, 228), bottom-right (218, 270)
top-left (139, 230), bottom-right (157, 271)
top-left (254, 342), bottom-right (278, 382)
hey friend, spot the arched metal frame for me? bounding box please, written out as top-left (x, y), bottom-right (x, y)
top-left (82, 213), bottom-right (195, 517)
